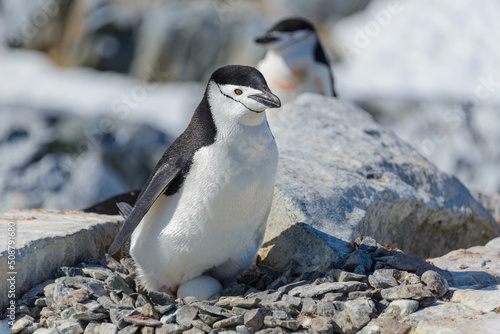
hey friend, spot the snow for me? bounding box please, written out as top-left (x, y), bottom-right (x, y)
top-left (0, 49), bottom-right (200, 137)
top-left (330, 0), bottom-right (500, 194)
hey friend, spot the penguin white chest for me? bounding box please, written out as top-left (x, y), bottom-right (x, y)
top-left (130, 125), bottom-right (278, 291)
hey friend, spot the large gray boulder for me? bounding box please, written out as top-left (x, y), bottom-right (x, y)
top-left (259, 94), bottom-right (500, 272)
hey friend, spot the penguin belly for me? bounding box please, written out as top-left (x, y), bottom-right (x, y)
top-left (130, 129), bottom-right (278, 292)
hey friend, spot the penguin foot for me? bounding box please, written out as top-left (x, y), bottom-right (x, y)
top-left (158, 286), bottom-right (176, 298)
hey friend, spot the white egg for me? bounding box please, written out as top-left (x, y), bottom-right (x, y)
top-left (177, 275), bottom-right (223, 303)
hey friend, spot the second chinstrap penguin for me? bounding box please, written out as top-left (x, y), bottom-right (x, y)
top-left (108, 65), bottom-right (281, 300)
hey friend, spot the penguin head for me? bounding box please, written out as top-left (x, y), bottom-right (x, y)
top-left (255, 17), bottom-right (318, 52)
top-left (207, 65), bottom-right (281, 126)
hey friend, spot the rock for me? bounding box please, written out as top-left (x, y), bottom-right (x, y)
top-left (358, 317), bottom-right (412, 334)
top-left (182, 328), bottom-right (204, 334)
top-left (0, 210), bottom-right (120, 309)
top-left (368, 269), bottom-right (399, 289)
top-left (235, 325), bottom-right (252, 334)
top-left (359, 237), bottom-right (378, 252)
top-left (55, 320), bottom-right (84, 334)
top-left (56, 267), bottom-right (85, 278)
top-left (345, 299), bottom-right (376, 329)
top-left (380, 284), bottom-right (434, 301)
top-left (11, 315), bottom-right (35, 333)
top-left (343, 249), bottom-right (373, 272)
top-left (212, 315), bottom-right (244, 329)
top-left (385, 254), bottom-right (423, 272)
top-left (451, 285), bottom-right (500, 313)
top-left (298, 314), bottom-right (334, 334)
top-left (105, 274), bottom-right (134, 295)
top-left (428, 238), bottom-right (500, 287)
top-left (243, 309), bottom-right (264, 333)
top-left (330, 269), bottom-right (366, 282)
top-left (420, 270), bottom-right (448, 298)
top-left (382, 300), bottom-right (419, 320)
top-left (403, 301), bottom-right (500, 333)
top-left (175, 304), bottom-right (198, 329)
top-left (71, 311), bottom-right (107, 321)
top-left (288, 282), bottom-right (346, 298)
top-left (192, 319), bottom-right (213, 333)
top-left (123, 314), bottom-right (162, 327)
top-left (93, 322), bottom-right (119, 334)
top-left (192, 303), bottom-right (234, 317)
top-left (110, 309), bottom-right (140, 330)
top-left (71, 288), bottom-right (92, 303)
top-left (155, 324), bottom-right (183, 334)
top-left (258, 95), bottom-right (499, 276)
top-left (147, 291), bottom-right (175, 306)
top-left (263, 316), bottom-right (301, 331)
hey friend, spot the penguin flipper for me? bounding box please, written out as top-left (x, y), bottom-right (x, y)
top-left (108, 165), bottom-right (182, 255)
top-left (117, 202), bottom-right (133, 218)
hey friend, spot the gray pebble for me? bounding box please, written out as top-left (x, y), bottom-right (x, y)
top-left (263, 316), bottom-right (301, 331)
top-left (110, 308), bottom-right (139, 330)
top-left (243, 309), bottom-right (264, 332)
top-left (175, 304), bottom-right (198, 329)
top-left (213, 314), bottom-right (244, 329)
top-left (420, 270), bottom-right (449, 298)
top-left (155, 323), bottom-right (183, 334)
top-left (105, 274), bottom-right (134, 295)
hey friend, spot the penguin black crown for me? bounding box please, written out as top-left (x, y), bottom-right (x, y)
top-left (108, 65), bottom-right (281, 299)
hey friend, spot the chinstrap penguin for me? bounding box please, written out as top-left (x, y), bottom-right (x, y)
top-left (108, 65), bottom-right (281, 298)
top-left (255, 17), bottom-right (337, 105)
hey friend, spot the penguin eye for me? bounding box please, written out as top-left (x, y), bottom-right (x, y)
top-left (235, 89), bottom-right (243, 95)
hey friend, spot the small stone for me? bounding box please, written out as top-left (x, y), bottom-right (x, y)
top-left (213, 315), bottom-right (244, 329)
top-left (77, 300), bottom-right (103, 312)
top-left (288, 282), bottom-right (345, 298)
top-left (229, 297), bottom-right (261, 309)
top-left (192, 319), bottom-right (213, 332)
top-left (93, 322), bottom-right (119, 334)
top-left (11, 315), bottom-right (35, 333)
top-left (156, 304), bottom-right (176, 315)
top-left (271, 310), bottom-right (292, 320)
top-left (81, 282), bottom-right (108, 299)
top-left (354, 264), bottom-right (367, 275)
top-left (259, 301), bottom-right (297, 314)
top-left (55, 320), bottom-right (84, 334)
top-left (192, 303), bottom-right (234, 317)
top-left (322, 292), bottom-right (344, 302)
top-left (110, 308), bottom-right (140, 330)
top-left (267, 276), bottom-right (287, 290)
top-left (155, 324), bottom-right (183, 334)
top-left (61, 307), bottom-right (79, 319)
top-left (368, 270), bottom-right (398, 289)
top-left (420, 270), bottom-right (449, 298)
top-left (141, 327), bottom-right (155, 334)
top-left (278, 280), bottom-right (307, 294)
top-left (243, 309), bottom-right (264, 332)
top-left (137, 303), bottom-right (159, 320)
top-left (34, 298), bottom-right (47, 307)
top-left (297, 314), bottom-right (334, 334)
top-left (348, 290), bottom-right (373, 299)
top-left (344, 249), bottom-right (373, 272)
top-left (71, 288), bottom-right (92, 303)
top-left (280, 294), bottom-right (301, 306)
top-left (148, 291), bottom-right (176, 306)
top-left (385, 254), bottom-right (422, 272)
top-left (182, 328), bottom-right (204, 334)
top-left (99, 254), bottom-right (129, 274)
top-left (120, 294), bottom-right (136, 308)
top-left (316, 301), bottom-right (341, 317)
top-left (301, 298), bottom-right (317, 313)
top-left (221, 284), bottom-right (247, 297)
top-left (56, 267), bottom-right (85, 278)
top-left (118, 324), bottom-right (138, 334)
top-left (419, 296), bottom-right (437, 308)
top-left (236, 325), bottom-right (252, 334)
top-left (330, 269), bottom-right (367, 282)
top-left (135, 294), bottom-right (150, 308)
top-left (20, 322), bottom-right (42, 333)
top-left (345, 299), bottom-right (376, 329)
top-left (380, 284), bottom-right (434, 301)
top-left (198, 313), bottom-right (221, 326)
top-left (382, 300), bottom-right (419, 320)
top-left (81, 267), bottom-right (113, 281)
top-left (175, 304), bottom-right (198, 329)
top-left (359, 236), bottom-right (378, 252)
top-left (399, 272), bottom-right (421, 285)
top-left (124, 314), bottom-right (162, 327)
top-left (263, 316), bottom-right (301, 331)
top-left (110, 291), bottom-right (122, 304)
top-left (97, 296), bottom-right (117, 309)
top-left (358, 317), bottom-right (411, 334)
top-left (106, 274), bottom-right (134, 295)
top-left (71, 312), bottom-right (107, 321)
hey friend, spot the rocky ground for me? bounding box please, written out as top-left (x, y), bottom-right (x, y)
top-left (5, 236), bottom-right (459, 334)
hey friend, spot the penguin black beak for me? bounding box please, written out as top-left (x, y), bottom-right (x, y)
top-left (255, 35), bottom-right (278, 44)
top-left (248, 90), bottom-right (281, 109)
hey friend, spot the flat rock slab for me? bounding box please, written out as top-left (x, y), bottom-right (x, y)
top-left (0, 209), bottom-right (120, 310)
top-left (260, 94), bottom-right (499, 271)
top-left (403, 301), bottom-right (500, 334)
top-left (429, 236), bottom-right (500, 287)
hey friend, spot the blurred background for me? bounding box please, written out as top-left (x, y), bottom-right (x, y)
top-left (0, 0), bottom-right (499, 212)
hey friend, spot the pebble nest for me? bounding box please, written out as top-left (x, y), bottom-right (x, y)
top-left (5, 237), bottom-right (450, 334)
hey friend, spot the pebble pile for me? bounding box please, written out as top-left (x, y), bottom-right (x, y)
top-left (5, 237), bottom-right (450, 334)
